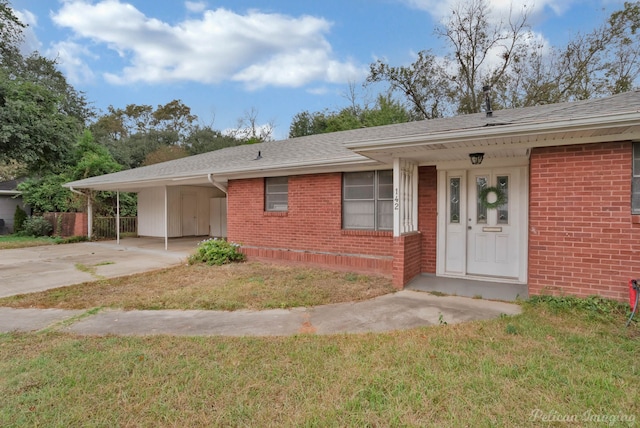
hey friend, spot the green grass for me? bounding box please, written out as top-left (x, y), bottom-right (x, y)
top-left (0, 299), bottom-right (638, 427)
top-left (0, 263), bottom-right (395, 311)
top-left (0, 235), bottom-right (60, 249)
top-left (0, 235), bottom-right (89, 250)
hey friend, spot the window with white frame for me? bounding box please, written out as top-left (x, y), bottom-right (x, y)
top-left (633, 143), bottom-right (640, 214)
top-left (343, 170), bottom-right (393, 230)
top-left (265, 176), bottom-right (288, 211)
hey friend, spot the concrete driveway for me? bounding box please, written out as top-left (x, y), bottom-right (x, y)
top-left (0, 237), bottom-right (199, 298)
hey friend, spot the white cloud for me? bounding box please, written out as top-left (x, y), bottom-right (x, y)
top-left (185, 1), bottom-right (207, 13)
top-left (46, 41), bottom-right (96, 85)
top-left (13, 9), bottom-right (41, 54)
top-left (51, 0), bottom-right (363, 89)
top-left (402, 0), bottom-right (577, 22)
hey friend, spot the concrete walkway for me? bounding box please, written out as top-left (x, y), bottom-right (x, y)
top-left (0, 237), bottom-right (523, 336)
top-left (0, 291), bottom-right (522, 336)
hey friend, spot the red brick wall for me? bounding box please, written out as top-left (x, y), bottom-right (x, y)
top-left (418, 166), bottom-right (438, 273)
top-left (529, 141), bottom-right (640, 301)
top-left (43, 212), bottom-right (88, 237)
top-left (392, 232), bottom-right (422, 288)
top-left (227, 173), bottom-right (394, 276)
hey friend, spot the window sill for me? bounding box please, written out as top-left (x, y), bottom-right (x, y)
top-left (632, 215), bottom-right (640, 224)
top-left (264, 211), bottom-right (288, 217)
top-left (341, 230), bottom-right (393, 237)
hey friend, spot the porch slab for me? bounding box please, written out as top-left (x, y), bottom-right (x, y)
top-left (406, 273), bottom-right (528, 302)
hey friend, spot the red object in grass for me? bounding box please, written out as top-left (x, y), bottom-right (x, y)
top-left (630, 279), bottom-right (639, 310)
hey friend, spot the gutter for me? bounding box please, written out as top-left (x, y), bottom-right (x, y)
top-left (68, 186), bottom-right (84, 196)
top-left (207, 174), bottom-right (227, 194)
top-left (344, 111), bottom-right (640, 151)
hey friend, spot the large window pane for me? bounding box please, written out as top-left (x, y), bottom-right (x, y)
top-left (377, 200), bottom-right (393, 230)
top-left (343, 201), bottom-right (375, 229)
top-left (344, 171), bottom-right (375, 186)
top-left (344, 186), bottom-right (374, 200)
top-left (265, 176), bottom-right (288, 211)
top-left (343, 170), bottom-right (392, 230)
top-left (377, 170), bottom-right (393, 199)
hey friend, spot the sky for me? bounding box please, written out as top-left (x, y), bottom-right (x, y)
top-left (10, 0), bottom-right (627, 139)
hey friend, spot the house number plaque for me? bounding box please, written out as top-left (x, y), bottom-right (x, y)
top-left (394, 188), bottom-right (399, 211)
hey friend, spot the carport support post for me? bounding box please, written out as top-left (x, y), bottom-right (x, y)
top-left (164, 186), bottom-right (168, 251)
top-left (116, 191), bottom-right (120, 245)
top-left (87, 196), bottom-right (93, 239)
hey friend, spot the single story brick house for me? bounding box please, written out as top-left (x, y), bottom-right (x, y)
top-left (65, 90), bottom-right (640, 301)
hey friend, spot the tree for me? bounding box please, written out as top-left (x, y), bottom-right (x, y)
top-left (228, 108), bottom-right (275, 144)
top-left (0, 70), bottom-right (80, 173)
top-left (367, 50), bottom-right (451, 119)
top-left (91, 101), bottom-right (198, 168)
top-left (0, 0), bottom-right (24, 65)
top-left (367, 0), bottom-right (640, 117)
top-left (288, 110), bottom-right (329, 138)
top-left (142, 145), bottom-right (189, 166)
top-left (0, 1), bottom-right (88, 173)
top-left (184, 125), bottom-right (242, 155)
top-left (151, 99), bottom-right (197, 135)
top-left (288, 94), bottom-right (412, 138)
top-left (0, 159), bottom-right (25, 181)
top-left (18, 131), bottom-right (129, 215)
top-left (437, 0), bottom-right (532, 114)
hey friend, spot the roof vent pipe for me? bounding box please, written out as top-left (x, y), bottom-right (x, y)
top-left (483, 85), bottom-right (493, 118)
top-left (254, 150), bottom-right (262, 160)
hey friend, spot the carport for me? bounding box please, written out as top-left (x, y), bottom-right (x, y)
top-left (66, 171), bottom-right (228, 250)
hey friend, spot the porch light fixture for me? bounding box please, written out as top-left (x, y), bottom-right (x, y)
top-left (469, 153), bottom-right (484, 165)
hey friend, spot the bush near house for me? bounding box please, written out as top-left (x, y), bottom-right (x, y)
top-left (13, 205), bottom-right (27, 234)
top-left (188, 238), bottom-right (245, 266)
top-left (19, 216), bottom-right (53, 237)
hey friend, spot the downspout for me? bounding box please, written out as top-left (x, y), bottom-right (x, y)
top-left (69, 186), bottom-right (92, 239)
top-left (207, 174), bottom-right (228, 194)
top-left (116, 191), bottom-right (120, 245)
top-left (164, 186), bottom-right (168, 251)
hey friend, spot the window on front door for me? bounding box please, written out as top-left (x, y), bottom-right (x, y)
top-left (342, 170), bottom-right (393, 230)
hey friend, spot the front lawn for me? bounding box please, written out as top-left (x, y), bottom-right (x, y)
top-left (1, 298), bottom-right (638, 427)
top-left (0, 262), bottom-right (395, 310)
top-left (0, 235), bottom-right (87, 250)
top-left (0, 235), bottom-right (60, 250)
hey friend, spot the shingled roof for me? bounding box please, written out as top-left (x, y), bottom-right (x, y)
top-left (65, 90), bottom-right (640, 191)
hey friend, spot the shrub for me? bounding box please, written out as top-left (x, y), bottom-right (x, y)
top-left (188, 238), bottom-right (245, 266)
top-left (20, 216), bottom-right (53, 237)
top-left (13, 205), bottom-right (27, 234)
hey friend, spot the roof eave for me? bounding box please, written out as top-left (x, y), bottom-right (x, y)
top-left (345, 112), bottom-right (640, 152)
top-left (62, 155), bottom-right (379, 191)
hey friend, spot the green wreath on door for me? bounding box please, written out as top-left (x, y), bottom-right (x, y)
top-left (478, 186), bottom-right (506, 209)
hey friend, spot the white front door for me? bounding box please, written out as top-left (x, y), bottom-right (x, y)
top-left (467, 169), bottom-right (520, 278)
top-left (440, 166), bottom-right (527, 281)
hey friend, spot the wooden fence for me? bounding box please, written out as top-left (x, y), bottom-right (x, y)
top-left (93, 216), bottom-right (137, 239)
